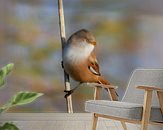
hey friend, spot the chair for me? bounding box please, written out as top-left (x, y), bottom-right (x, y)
top-left (85, 69), bottom-right (163, 130)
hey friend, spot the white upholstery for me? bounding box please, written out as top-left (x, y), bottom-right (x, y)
top-left (85, 100), bottom-right (163, 122)
top-left (85, 69), bottom-right (163, 127)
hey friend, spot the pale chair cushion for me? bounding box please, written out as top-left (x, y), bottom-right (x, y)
top-left (85, 100), bottom-right (163, 122)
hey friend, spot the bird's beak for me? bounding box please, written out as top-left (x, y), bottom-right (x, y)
top-left (91, 41), bottom-right (96, 45)
top-left (86, 39), bottom-right (96, 45)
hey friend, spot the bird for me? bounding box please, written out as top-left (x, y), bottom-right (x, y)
top-left (62, 29), bottom-right (112, 97)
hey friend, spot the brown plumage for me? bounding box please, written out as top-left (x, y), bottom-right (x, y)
top-left (63, 29), bottom-right (110, 97)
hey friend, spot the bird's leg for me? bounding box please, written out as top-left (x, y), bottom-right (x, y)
top-left (64, 83), bottom-right (81, 98)
top-left (61, 61), bottom-right (64, 69)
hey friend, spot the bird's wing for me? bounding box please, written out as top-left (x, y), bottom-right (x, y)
top-left (88, 51), bottom-right (101, 76)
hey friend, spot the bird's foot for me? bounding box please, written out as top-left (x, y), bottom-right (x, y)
top-left (64, 84), bottom-right (81, 98)
top-left (61, 61), bottom-right (64, 69)
top-left (64, 90), bottom-right (74, 98)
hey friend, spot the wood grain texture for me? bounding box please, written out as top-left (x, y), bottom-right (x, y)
top-left (92, 87), bottom-right (102, 130)
top-left (92, 113), bottom-right (98, 130)
top-left (157, 91), bottom-right (163, 115)
top-left (137, 86), bottom-right (163, 92)
top-left (121, 121), bottom-right (127, 130)
top-left (141, 90), bottom-right (152, 130)
top-left (107, 88), bottom-right (118, 101)
top-left (94, 86), bottom-right (102, 100)
top-left (92, 86), bottom-right (119, 130)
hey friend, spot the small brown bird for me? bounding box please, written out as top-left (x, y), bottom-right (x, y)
top-left (63, 29), bottom-right (110, 97)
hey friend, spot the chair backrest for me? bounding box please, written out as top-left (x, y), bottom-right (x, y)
top-left (122, 69), bottom-right (163, 107)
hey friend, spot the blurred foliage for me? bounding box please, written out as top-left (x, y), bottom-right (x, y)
top-left (0, 64), bottom-right (43, 130)
top-left (0, 63), bottom-right (14, 88)
top-left (0, 122), bottom-right (19, 130)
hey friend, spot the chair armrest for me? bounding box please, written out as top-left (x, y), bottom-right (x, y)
top-left (97, 84), bottom-right (118, 89)
top-left (137, 86), bottom-right (163, 92)
top-left (90, 83), bottom-right (118, 101)
top-left (88, 83), bottom-right (118, 89)
top-left (93, 83), bottom-right (118, 101)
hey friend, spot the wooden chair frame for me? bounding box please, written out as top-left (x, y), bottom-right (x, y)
top-left (92, 86), bottom-right (163, 130)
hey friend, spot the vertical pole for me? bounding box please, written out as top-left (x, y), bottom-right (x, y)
top-left (58, 0), bottom-right (73, 113)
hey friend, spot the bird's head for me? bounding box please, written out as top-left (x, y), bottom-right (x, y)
top-left (68, 29), bottom-right (97, 46)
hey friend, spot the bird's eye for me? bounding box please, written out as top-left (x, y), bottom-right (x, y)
top-left (85, 39), bottom-right (89, 43)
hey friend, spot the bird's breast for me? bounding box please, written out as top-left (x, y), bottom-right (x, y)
top-left (63, 43), bottom-right (94, 65)
top-left (63, 43), bottom-right (94, 82)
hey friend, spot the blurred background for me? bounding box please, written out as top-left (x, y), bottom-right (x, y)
top-left (0, 0), bottom-right (163, 112)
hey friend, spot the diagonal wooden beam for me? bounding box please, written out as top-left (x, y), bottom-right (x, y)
top-left (107, 88), bottom-right (118, 101)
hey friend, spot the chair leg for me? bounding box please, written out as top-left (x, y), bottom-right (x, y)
top-left (92, 113), bottom-right (98, 130)
top-left (141, 90), bottom-right (152, 130)
top-left (94, 87), bottom-right (102, 100)
top-left (121, 121), bottom-right (127, 130)
top-left (157, 91), bottom-right (163, 114)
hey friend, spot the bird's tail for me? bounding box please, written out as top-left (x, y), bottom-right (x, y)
top-left (97, 76), bottom-right (110, 85)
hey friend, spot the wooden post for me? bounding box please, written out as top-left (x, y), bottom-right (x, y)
top-left (94, 87), bottom-right (102, 100)
top-left (141, 90), bottom-right (152, 130)
top-left (58, 0), bottom-right (73, 113)
top-left (92, 87), bottom-right (102, 130)
top-left (157, 91), bottom-right (163, 114)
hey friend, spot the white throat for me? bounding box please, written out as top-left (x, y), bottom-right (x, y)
top-left (63, 41), bottom-right (94, 63)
